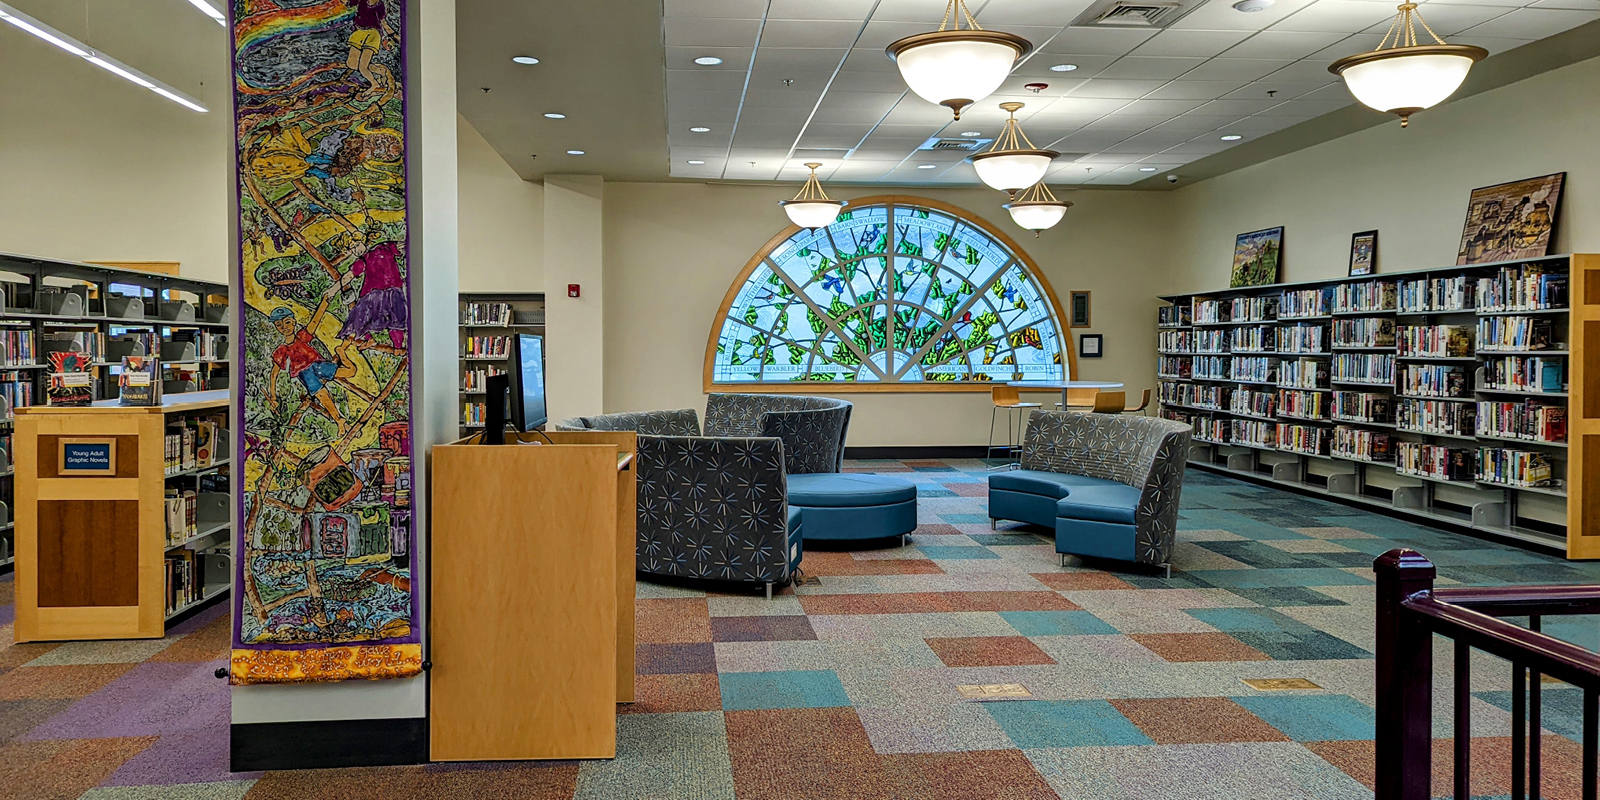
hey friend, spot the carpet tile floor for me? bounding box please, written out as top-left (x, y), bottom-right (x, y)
top-left (0, 460), bottom-right (1596, 799)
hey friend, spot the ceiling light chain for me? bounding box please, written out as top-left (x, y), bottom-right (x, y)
top-left (969, 102), bottom-right (1058, 196)
top-left (937, 0), bottom-right (982, 32)
top-left (779, 163), bottom-right (846, 229)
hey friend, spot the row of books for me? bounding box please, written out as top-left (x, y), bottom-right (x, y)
top-left (1279, 358), bottom-right (1328, 390)
top-left (1157, 356), bottom-right (1191, 379)
top-left (1279, 388), bottom-right (1327, 419)
top-left (163, 416), bottom-right (225, 475)
top-left (0, 374), bottom-right (34, 414)
top-left (1476, 263), bottom-right (1567, 312)
top-left (1397, 325), bottom-right (1473, 357)
top-left (1158, 330), bottom-right (1193, 352)
top-left (462, 366), bottom-right (507, 392)
top-left (1277, 324), bottom-right (1325, 354)
top-left (1158, 305), bottom-right (1192, 327)
top-left (1231, 327), bottom-right (1272, 352)
top-left (1194, 417), bottom-right (1230, 444)
top-left (1481, 355), bottom-right (1565, 393)
top-left (164, 550), bottom-right (209, 615)
top-left (164, 489), bottom-right (197, 544)
top-left (1235, 419), bottom-right (1277, 448)
top-left (1478, 400), bottom-right (1566, 443)
top-left (1397, 442), bottom-right (1474, 482)
top-left (1332, 353), bottom-right (1394, 385)
top-left (1400, 364), bottom-right (1471, 398)
top-left (0, 330), bottom-right (34, 366)
top-left (1231, 387), bottom-right (1276, 417)
top-left (1193, 299), bottom-right (1227, 325)
top-left (1160, 381), bottom-right (1227, 410)
top-left (463, 401), bottom-right (487, 427)
top-left (1397, 398), bottom-right (1475, 437)
top-left (1333, 317), bottom-right (1394, 349)
top-left (1194, 355), bottom-right (1229, 381)
top-left (1477, 316), bottom-right (1557, 351)
top-left (1280, 287), bottom-right (1331, 318)
top-left (463, 336), bottom-right (511, 358)
top-left (1332, 391), bottom-right (1391, 423)
top-left (1334, 281), bottom-right (1396, 314)
top-left (1230, 356), bottom-right (1275, 383)
top-left (1398, 275), bottom-right (1475, 313)
top-left (1196, 330), bottom-right (1229, 353)
top-left (1477, 448), bottom-right (1556, 488)
top-left (1333, 427), bottom-right (1394, 462)
top-left (1278, 423), bottom-right (1329, 456)
top-left (462, 302), bottom-right (515, 326)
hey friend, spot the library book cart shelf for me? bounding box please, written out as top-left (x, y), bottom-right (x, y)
top-left (0, 253), bottom-right (230, 573)
top-left (458, 292), bottom-right (544, 438)
top-left (1157, 254), bottom-right (1598, 559)
top-left (12, 390), bottom-right (231, 642)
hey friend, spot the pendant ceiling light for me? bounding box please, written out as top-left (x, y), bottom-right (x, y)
top-left (885, 0), bottom-right (1031, 121)
top-left (780, 162), bottom-right (846, 229)
top-left (1003, 182), bottom-right (1072, 237)
top-left (969, 103), bottom-right (1058, 194)
top-left (1328, 3), bottom-right (1487, 128)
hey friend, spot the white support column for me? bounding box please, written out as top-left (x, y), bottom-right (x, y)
top-left (543, 175), bottom-right (604, 422)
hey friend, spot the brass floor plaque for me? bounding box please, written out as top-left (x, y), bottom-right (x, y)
top-left (1242, 678), bottom-right (1322, 691)
top-left (957, 683), bottom-right (1033, 700)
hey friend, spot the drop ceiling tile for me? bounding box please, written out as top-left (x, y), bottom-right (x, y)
top-left (769, 0), bottom-right (877, 19)
top-left (1080, 114), bottom-right (1175, 132)
top-left (1192, 97), bottom-right (1289, 115)
top-left (1160, 138), bottom-right (1232, 156)
top-left (734, 105), bottom-right (816, 123)
top-left (1129, 29), bottom-right (1256, 58)
top-left (1104, 133), bottom-right (1196, 154)
top-left (1090, 172), bottom-right (1153, 185)
top-left (880, 99), bottom-right (966, 124)
top-left (841, 47), bottom-right (903, 73)
top-left (668, 131), bottom-right (736, 149)
top-left (1011, 54), bottom-right (1118, 79)
top-left (1270, 0), bottom-right (1403, 33)
top-left (1051, 132), bottom-right (1130, 152)
top-left (1170, 0), bottom-right (1319, 30)
top-left (1459, 6), bottom-right (1600, 38)
top-left (1530, 0), bottom-right (1600, 9)
top-left (1037, 96), bottom-right (1136, 115)
top-left (663, 0), bottom-right (767, 18)
top-left (992, 76), bottom-right (1084, 98)
top-left (1145, 80), bottom-right (1251, 100)
top-left (741, 88), bottom-right (827, 109)
top-left (1180, 57), bottom-right (1290, 81)
top-left (1421, 0), bottom-right (1527, 6)
top-left (1307, 33), bottom-right (1383, 62)
top-left (760, 19), bottom-right (865, 48)
top-left (1263, 58), bottom-right (1344, 83)
top-left (1255, 98), bottom-right (1352, 116)
top-left (664, 16), bottom-right (765, 46)
top-left (866, 122), bottom-right (944, 139)
top-left (1067, 79), bottom-right (1168, 99)
top-left (1074, 154), bottom-right (1148, 165)
top-left (666, 46), bottom-right (755, 70)
top-left (1118, 97), bottom-right (1211, 115)
top-left (1097, 56), bottom-right (1207, 80)
top-left (798, 129), bottom-right (870, 149)
top-left (830, 71), bottom-right (914, 93)
top-left (1151, 113), bottom-right (1240, 132)
top-left (817, 90), bottom-right (907, 111)
top-left (854, 19), bottom-right (929, 49)
top-left (666, 144), bottom-right (737, 160)
top-left (1367, 3), bottom-right (1510, 35)
top-left (1224, 80), bottom-right (1331, 100)
top-left (753, 47), bottom-right (849, 72)
top-left (732, 126), bottom-right (804, 148)
top-left (1221, 30), bottom-right (1349, 59)
top-left (667, 69), bottom-right (752, 94)
top-left (870, 0), bottom-right (964, 23)
top-left (1452, 36), bottom-right (1536, 55)
top-left (1221, 114), bottom-right (1317, 133)
top-left (669, 92), bottom-right (744, 114)
top-left (747, 70), bottom-right (839, 93)
top-left (728, 148), bottom-right (798, 160)
top-left (1296, 82), bottom-right (1353, 101)
top-left (976, 0), bottom-right (1099, 25)
top-left (1037, 28), bottom-right (1160, 56)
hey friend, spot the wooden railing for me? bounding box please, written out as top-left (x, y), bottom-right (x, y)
top-left (1375, 549), bottom-right (1599, 800)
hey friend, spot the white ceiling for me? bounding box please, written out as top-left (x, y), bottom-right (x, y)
top-left (662, 0), bottom-right (1600, 186)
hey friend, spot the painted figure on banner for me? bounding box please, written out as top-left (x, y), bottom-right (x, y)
top-left (231, 0), bottom-right (419, 683)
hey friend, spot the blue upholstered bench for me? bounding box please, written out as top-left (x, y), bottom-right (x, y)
top-left (788, 473), bottom-right (918, 544)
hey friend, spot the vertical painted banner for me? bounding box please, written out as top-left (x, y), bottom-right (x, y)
top-left (230, 0), bottom-right (420, 684)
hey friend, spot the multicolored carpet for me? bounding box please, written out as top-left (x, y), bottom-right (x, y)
top-left (1, 459), bottom-right (1596, 800)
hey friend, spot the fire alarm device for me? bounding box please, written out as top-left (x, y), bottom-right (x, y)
top-left (567, 284), bottom-right (580, 298)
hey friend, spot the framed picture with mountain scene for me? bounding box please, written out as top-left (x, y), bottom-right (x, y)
top-left (1231, 226), bottom-right (1283, 288)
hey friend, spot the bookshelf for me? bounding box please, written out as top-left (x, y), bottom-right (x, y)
top-left (0, 253), bottom-right (229, 574)
top-left (458, 292), bottom-right (544, 438)
top-left (1156, 254), bottom-right (1596, 559)
top-left (13, 390), bottom-right (232, 641)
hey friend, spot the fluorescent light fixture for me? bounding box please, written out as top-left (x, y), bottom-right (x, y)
top-left (689, 126), bottom-right (711, 132)
top-left (960, 131), bottom-right (982, 137)
top-left (1049, 63), bottom-right (1078, 72)
top-left (687, 160), bottom-right (706, 165)
top-left (917, 164), bottom-right (937, 169)
top-left (1139, 167), bottom-right (1158, 172)
top-left (186, 0), bottom-right (226, 25)
top-left (1220, 134), bottom-right (1243, 141)
top-left (512, 56), bottom-right (539, 64)
top-left (544, 112), bottom-right (566, 119)
top-left (567, 150), bottom-right (585, 155)
top-left (694, 56), bottom-right (723, 65)
top-left (0, 2), bottom-right (207, 112)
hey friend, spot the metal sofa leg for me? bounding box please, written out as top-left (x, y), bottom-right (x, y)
top-left (765, 581), bottom-right (773, 601)
top-left (991, 518), bottom-right (997, 530)
top-left (1163, 563), bottom-right (1171, 579)
top-left (1059, 553), bottom-right (1066, 568)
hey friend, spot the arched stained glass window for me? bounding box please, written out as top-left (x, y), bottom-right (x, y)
top-left (705, 197), bottom-right (1073, 390)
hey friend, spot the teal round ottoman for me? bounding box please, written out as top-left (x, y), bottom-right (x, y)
top-left (788, 473), bottom-right (918, 543)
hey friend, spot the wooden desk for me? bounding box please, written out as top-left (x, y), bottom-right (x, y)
top-left (429, 430), bottom-right (637, 761)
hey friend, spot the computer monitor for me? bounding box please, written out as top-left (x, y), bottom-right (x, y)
top-left (514, 333), bottom-right (547, 431)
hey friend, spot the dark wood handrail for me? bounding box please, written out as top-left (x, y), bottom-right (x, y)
top-left (1403, 593), bottom-right (1600, 687)
top-left (1434, 584), bottom-right (1600, 616)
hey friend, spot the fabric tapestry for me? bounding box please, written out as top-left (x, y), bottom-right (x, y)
top-left (231, 0), bottom-right (420, 684)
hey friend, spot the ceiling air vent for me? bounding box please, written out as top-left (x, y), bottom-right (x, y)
top-left (918, 136), bottom-right (993, 151)
top-left (1070, 0), bottom-right (1197, 29)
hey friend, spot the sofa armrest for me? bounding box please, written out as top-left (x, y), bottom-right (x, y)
top-left (635, 435), bottom-right (793, 582)
top-left (1132, 428), bottom-right (1191, 565)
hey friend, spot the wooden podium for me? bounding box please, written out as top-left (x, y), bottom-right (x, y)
top-left (429, 430), bottom-right (637, 761)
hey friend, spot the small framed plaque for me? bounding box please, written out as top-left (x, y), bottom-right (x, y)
top-left (1069, 291), bottom-right (1091, 327)
top-left (59, 438), bottom-right (117, 476)
top-left (1079, 334), bottom-right (1103, 358)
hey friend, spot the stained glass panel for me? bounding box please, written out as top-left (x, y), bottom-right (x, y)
top-left (709, 201), bottom-right (1068, 387)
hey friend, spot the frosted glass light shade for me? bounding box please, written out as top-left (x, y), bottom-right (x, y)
top-left (1330, 45), bottom-right (1486, 123)
top-left (887, 32), bottom-right (1030, 119)
top-left (970, 151), bottom-right (1054, 193)
top-left (1004, 202), bottom-right (1068, 233)
top-left (781, 200), bottom-right (845, 229)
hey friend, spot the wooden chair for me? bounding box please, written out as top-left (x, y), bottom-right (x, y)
top-left (1124, 389), bottom-right (1152, 415)
top-left (1056, 387), bottom-right (1099, 411)
top-left (1090, 391), bottom-right (1127, 413)
top-left (987, 385), bottom-right (1041, 468)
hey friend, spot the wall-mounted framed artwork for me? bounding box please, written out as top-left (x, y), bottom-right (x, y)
top-left (1070, 291), bottom-right (1091, 327)
top-left (1349, 230), bottom-right (1377, 276)
top-left (1230, 226), bottom-right (1283, 288)
top-left (1456, 172), bottom-right (1565, 265)
top-left (1079, 333), bottom-right (1103, 358)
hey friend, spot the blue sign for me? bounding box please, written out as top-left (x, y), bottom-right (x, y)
top-left (61, 441), bottom-right (115, 474)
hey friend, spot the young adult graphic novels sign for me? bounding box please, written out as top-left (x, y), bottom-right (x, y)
top-left (230, 0), bottom-right (419, 684)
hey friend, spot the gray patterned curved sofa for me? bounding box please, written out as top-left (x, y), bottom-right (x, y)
top-left (988, 412), bottom-right (1191, 575)
top-left (556, 394), bottom-right (852, 596)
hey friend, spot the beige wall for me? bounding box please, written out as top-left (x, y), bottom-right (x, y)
top-left (602, 182), bottom-right (1175, 446)
top-left (1169, 53), bottom-right (1600, 291)
top-left (458, 115), bottom-right (544, 291)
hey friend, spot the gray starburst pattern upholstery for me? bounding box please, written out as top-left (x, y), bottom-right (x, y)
top-left (555, 408), bottom-right (701, 436)
top-left (705, 394), bottom-right (853, 473)
top-left (1020, 412), bottom-right (1192, 566)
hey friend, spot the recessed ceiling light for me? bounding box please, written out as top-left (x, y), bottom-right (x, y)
top-left (1220, 134), bottom-right (1243, 141)
top-left (1050, 64), bottom-right (1078, 72)
top-left (917, 164), bottom-right (937, 169)
top-left (1139, 167), bottom-right (1158, 172)
top-left (687, 160), bottom-right (706, 165)
top-left (544, 113), bottom-right (566, 119)
top-left (960, 131), bottom-right (983, 137)
top-left (511, 56), bottom-right (539, 65)
top-left (694, 56), bottom-right (723, 66)
top-left (689, 126), bottom-right (711, 132)
top-left (567, 150), bottom-right (585, 155)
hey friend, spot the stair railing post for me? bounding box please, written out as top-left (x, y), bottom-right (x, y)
top-left (1375, 548), bottom-right (1437, 800)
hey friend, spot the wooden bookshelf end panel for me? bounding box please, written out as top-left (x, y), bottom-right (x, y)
top-left (36, 500), bottom-right (139, 607)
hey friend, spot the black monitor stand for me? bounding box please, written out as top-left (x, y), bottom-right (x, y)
top-left (485, 372), bottom-right (510, 445)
